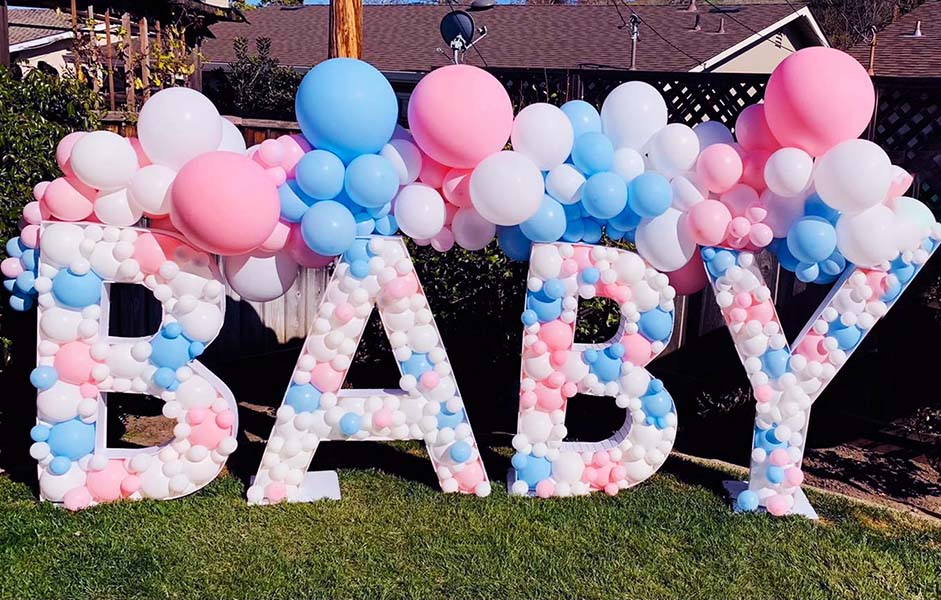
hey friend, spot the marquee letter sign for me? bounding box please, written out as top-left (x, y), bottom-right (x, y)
top-left (247, 237), bottom-right (491, 504)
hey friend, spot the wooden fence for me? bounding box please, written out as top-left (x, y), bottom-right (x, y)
top-left (99, 68), bottom-right (941, 360)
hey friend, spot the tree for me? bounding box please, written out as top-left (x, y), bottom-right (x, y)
top-left (810, 0), bottom-right (926, 49)
top-left (208, 37), bottom-right (302, 120)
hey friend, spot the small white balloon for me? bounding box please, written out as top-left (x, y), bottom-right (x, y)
top-left (545, 163), bottom-right (585, 205)
top-left (647, 124), bottom-right (700, 178)
top-left (611, 147), bottom-right (645, 183)
top-left (127, 164), bottom-right (176, 216)
top-left (635, 208), bottom-right (696, 272)
top-left (394, 184), bottom-right (446, 240)
top-left (451, 207), bottom-right (496, 251)
top-left (510, 103), bottom-right (574, 171)
top-left (94, 188), bottom-right (143, 226)
top-left (224, 251), bottom-right (300, 303)
top-left (764, 147), bottom-right (813, 197)
top-left (70, 131), bottom-right (139, 191)
top-left (470, 151), bottom-right (543, 226)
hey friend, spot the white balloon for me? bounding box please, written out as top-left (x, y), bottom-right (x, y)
top-left (39, 464), bottom-right (86, 502)
top-left (37, 381), bottom-right (83, 422)
top-left (451, 207), bottom-right (496, 251)
top-left (835, 204), bottom-right (899, 267)
top-left (814, 139), bottom-right (891, 213)
top-left (634, 208), bottom-right (696, 272)
top-left (176, 301), bottom-right (224, 343)
top-left (94, 188), bottom-right (143, 226)
top-left (107, 343), bottom-right (144, 379)
top-left (552, 452), bottom-right (585, 483)
top-left (648, 124), bottom-right (700, 178)
top-left (218, 117), bottom-right (247, 154)
top-left (764, 147), bottom-right (813, 197)
top-left (470, 151), bottom-right (543, 226)
top-left (601, 81), bottom-right (668, 150)
top-left (530, 244), bottom-right (563, 280)
top-left (224, 252), bottom-right (299, 303)
top-left (611, 147), bottom-right (645, 183)
top-left (381, 139), bottom-right (423, 185)
top-left (40, 307), bottom-right (82, 342)
top-left (545, 164), bottom-right (585, 205)
top-left (394, 184), bottom-right (446, 240)
top-left (127, 164), bottom-right (176, 216)
top-left (693, 120), bottom-right (734, 149)
top-left (40, 223), bottom-right (84, 268)
top-left (671, 175), bottom-right (705, 212)
top-left (510, 103), bottom-right (574, 170)
top-left (889, 196), bottom-right (935, 252)
top-left (761, 189), bottom-right (807, 238)
top-left (137, 87), bottom-right (222, 170)
top-left (407, 324), bottom-right (438, 353)
top-left (70, 131), bottom-right (138, 191)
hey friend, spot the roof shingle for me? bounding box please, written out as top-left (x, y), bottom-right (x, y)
top-left (846, 1), bottom-right (941, 77)
top-left (8, 8), bottom-right (71, 47)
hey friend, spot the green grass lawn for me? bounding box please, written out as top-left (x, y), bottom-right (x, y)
top-left (1, 454), bottom-right (939, 600)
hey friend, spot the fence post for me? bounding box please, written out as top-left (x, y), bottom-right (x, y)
top-left (104, 10), bottom-right (115, 111)
top-left (139, 17), bottom-right (150, 101)
top-left (121, 13), bottom-right (135, 111)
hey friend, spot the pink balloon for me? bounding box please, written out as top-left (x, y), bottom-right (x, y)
top-left (32, 182), bottom-right (49, 203)
top-left (311, 362), bottom-right (343, 393)
top-left (734, 105), bottom-right (779, 153)
top-left (1, 257), bottom-right (23, 278)
top-left (764, 47), bottom-right (875, 157)
top-left (741, 149), bottom-right (771, 192)
top-left (56, 131), bottom-right (86, 177)
top-left (538, 320), bottom-right (573, 351)
top-left (23, 200), bottom-right (45, 225)
top-left (621, 333), bottom-right (653, 366)
top-left (453, 460), bottom-right (485, 492)
top-left (170, 152), bottom-right (280, 256)
top-left (63, 487), bottom-right (92, 511)
top-left (696, 144), bottom-right (742, 193)
top-left (285, 225), bottom-right (335, 268)
top-left (54, 341), bottom-right (97, 384)
top-left (278, 135), bottom-right (308, 177)
top-left (189, 410), bottom-right (231, 449)
top-left (86, 459), bottom-right (130, 502)
top-left (408, 65), bottom-right (513, 169)
top-left (441, 168), bottom-right (473, 208)
top-left (766, 494), bottom-right (790, 516)
top-left (686, 200), bottom-right (731, 246)
top-left (260, 220), bottom-right (291, 253)
top-left (665, 251), bottom-right (708, 296)
top-left (20, 225), bottom-right (39, 248)
top-left (42, 176), bottom-right (95, 221)
top-left (418, 153), bottom-right (449, 188)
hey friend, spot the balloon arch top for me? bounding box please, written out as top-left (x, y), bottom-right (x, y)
top-left (3, 47), bottom-right (939, 515)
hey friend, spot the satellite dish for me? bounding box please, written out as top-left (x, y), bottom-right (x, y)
top-left (440, 10), bottom-right (476, 51)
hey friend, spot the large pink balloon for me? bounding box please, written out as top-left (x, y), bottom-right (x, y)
top-left (764, 48), bottom-right (875, 157)
top-left (407, 65), bottom-right (513, 169)
top-left (170, 151), bottom-right (280, 256)
top-left (666, 251), bottom-right (708, 296)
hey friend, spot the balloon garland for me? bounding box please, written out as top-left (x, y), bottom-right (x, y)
top-left (3, 47), bottom-right (939, 515)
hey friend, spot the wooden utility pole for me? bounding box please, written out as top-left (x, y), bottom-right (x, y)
top-left (328, 0), bottom-right (363, 59)
top-left (0, 1), bottom-right (10, 69)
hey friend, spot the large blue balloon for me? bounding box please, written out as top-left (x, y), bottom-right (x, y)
top-left (301, 200), bottom-right (357, 256)
top-left (520, 196), bottom-right (566, 242)
top-left (295, 149), bottom-right (345, 200)
top-left (581, 172), bottom-right (627, 219)
top-left (627, 172), bottom-right (671, 218)
top-left (497, 226), bottom-right (533, 261)
top-left (344, 154), bottom-right (400, 208)
top-left (787, 216), bottom-right (836, 264)
top-left (295, 58), bottom-right (398, 163)
top-left (560, 100), bottom-right (602, 138)
top-left (278, 180), bottom-right (315, 223)
top-left (51, 268), bottom-right (102, 309)
top-left (571, 131), bottom-right (614, 175)
top-left (47, 418), bottom-right (95, 460)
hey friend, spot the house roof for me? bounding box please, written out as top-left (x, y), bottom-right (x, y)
top-left (8, 8), bottom-right (72, 51)
top-left (846, 1), bottom-right (941, 77)
top-left (202, 3), bottom-right (823, 73)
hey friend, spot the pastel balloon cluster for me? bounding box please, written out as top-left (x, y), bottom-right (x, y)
top-left (703, 222), bottom-right (939, 515)
top-left (248, 236), bottom-right (490, 504)
top-left (30, 222), bottom-right (238, 510)
top-left (511, 243), bottom-right (677, 498)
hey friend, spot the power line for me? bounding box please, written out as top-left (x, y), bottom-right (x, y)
top-left (613, 0), bottom-right (708, 70)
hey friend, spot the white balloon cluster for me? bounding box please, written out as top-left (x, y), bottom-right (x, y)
top-left (511, 243), bottom-right (678, 498)
top-left (31, 222), bottom-right (238, 510)
top-left (248, 237), bottom-right (490, 504)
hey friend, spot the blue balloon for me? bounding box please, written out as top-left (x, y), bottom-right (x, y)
top-left (571, 132), bottom-right (614, 175)
top-left (583, 344), bottom-right (624, 383)
top-left (702, 248), bottom-right (738, 278)
top-left (497, 226), bottom-right (533, 261)
top-left (638, 308), bottom-right (673, 342)
top-left (736, 489), bottom-right (760, 512)
top-left (295, 149), bottom-right (345, 200)
top-left (150, 323), bottom-right (203, 373)
top-left (401, 352), bottom-right (433, 377)
top-left (803, 193), bottom-right (840, 224)
top-left (285, 383), bottom-right (321, 413)
top-left (367, 201), bottom-right (392, 219)
top-left (560, 100), bottom-right (602, 138)
top-left (449, 440), bottom-right (472, 463)
top-left (828, 319), bottom-right (862, 350)
top-left (278, 180), bottom-right (315, 223)
top-left (20, 249), bottom-right (37, 272)
top-left (343, 238), bottom-right (372, 263)
top-left (14, 271), bottom-right (35, 295)
top-left (641, 380), bottom-right (673, 427)
top-left (5, 237), bottom-right (24, 258)
top-left (10, 292), bottom-right (34, 312)
top-left (526, 289), bottom-right (563, 323)
top-left (628, 172), bottom-right (671, 218)
top-left (436, 403), bottom-right (465, 429)
top-left (609, 203), bottom-right (642, 232)
top-left (580, 267), bottom-right (600, 285)
top-left (512, 452), bottom-right (552, 489)
top-left (49, 456), bottom-right (72, 475)
top-left (561, 217), bottom-right (585, 243)
top-left (374, 214), bottom-right (398, 236)
top-left (581, 218), bottom-right (603, 243)
top-left (543, 279), bottom-right (566, 300)
top-left (355, 213), bottom-right (376, 236)
top-left (30, 424), bottom-right (50, 442)
top-left (520, 196), bottom-right (566, 242)
top-left (582, 172), bottom-right (627, 219)
top-left (787, 216), bottom-right (836, 264)
top-left (769, 238), bottom-right (800, 272)
top-left (766, 465), bottom-right (785, 484)
top-left (344, 154), bottom-right (400, 208)
top-left (30, 366), bottom-right (58, 390)
top-left (301, 200), bottom-right (356, 256)
top-left (47, 418), bottom-right (95, 460)
top-left (521, 310), bottom-right (538, 327)
top-left (295, 58), bottom-right (398, 162)
top-left (761, 348), bottom-right (789, 379)
top-left (52, 268), bottom-right (102, 309)
top-left (339, 412), bottom-right (362, 436)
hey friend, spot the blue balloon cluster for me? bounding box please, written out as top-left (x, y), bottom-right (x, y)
top-left (771, 193), bottom-right (847, 284)
top-left (150, 323), bottom-right (205, 390)
top-left (500, 101), bottom-right (671, 260)
top-left (640, 379), bottom-right (674, 429)
top-left (31, 418), bottom-right (95, 474)
top-left (512, 452), bottom-right (552, 490)
top-left (3, 237), bottom-right (38, 311)
top-left (287, 58), bottom-right (401, 259)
